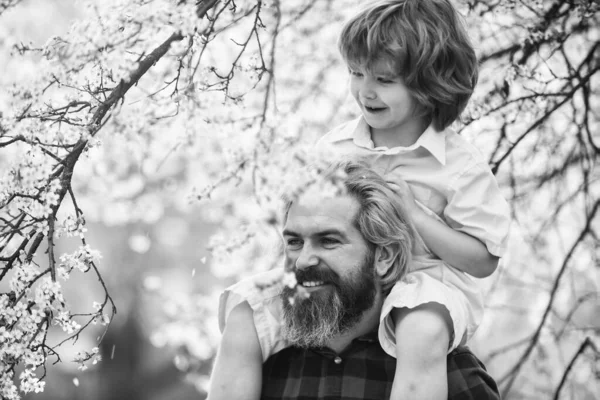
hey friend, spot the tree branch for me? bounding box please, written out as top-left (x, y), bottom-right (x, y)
top-left (553, 337), bottom-right (598, 400)
top-left (499, 200), bottom-right (600, 396)
top-left (91, 32), bottom-right (185, 125)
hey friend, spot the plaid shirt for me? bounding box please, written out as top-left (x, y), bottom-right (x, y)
top-left (261, 333), bottom-right (500, 400)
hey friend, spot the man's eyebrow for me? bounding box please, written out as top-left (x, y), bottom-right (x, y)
top-left (282, 229), bottom-right (298, 237)
top-left (316, 229), bottom-right (346, 238)
top-left (281, 228), bottom-right (348, 239)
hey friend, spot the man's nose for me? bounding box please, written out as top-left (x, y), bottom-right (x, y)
top-left (295, 244), bottom-right (319, 271)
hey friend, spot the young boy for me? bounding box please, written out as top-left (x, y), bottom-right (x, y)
top-left (209, 0), bottom-right (510, 399)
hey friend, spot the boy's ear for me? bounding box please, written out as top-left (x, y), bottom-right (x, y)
top-left (374, 243), bottom-right (400, 277)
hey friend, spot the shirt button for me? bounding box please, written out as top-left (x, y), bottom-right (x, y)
top-left (334, 356), bottom-right (342, 364)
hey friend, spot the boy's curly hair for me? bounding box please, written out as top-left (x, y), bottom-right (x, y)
top-left (339, 0), bottom-right (478, 131)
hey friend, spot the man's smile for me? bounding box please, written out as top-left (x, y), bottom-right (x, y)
top-left (301, 280), bottom-right (325, 287)
top-left (294, 266), bottom-right (340, 292)
top-left (299, 280), bottom-right (333, 292)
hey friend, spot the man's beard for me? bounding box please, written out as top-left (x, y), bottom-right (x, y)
top-left (281, 249), bottom-right (377, 349)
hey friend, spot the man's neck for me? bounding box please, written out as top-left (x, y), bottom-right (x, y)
top-left (324, 291), bottom-right (384, 354)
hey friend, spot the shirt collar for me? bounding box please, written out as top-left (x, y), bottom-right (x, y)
top-left (308, 328), bottom-right (379, 357)
top-left (414, 124), bottom-right (446, 165)
top-left (355, 328), bottom-right (378, 343)
top-left (327, 117), bottom-right (447, 165)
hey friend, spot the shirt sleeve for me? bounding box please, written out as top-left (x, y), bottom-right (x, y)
top-left (218, 269), bottom-right (289, 361)
top-left (444, 163), bottom-right (510, 257)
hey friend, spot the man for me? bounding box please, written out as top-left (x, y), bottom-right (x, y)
top-left (211, 162), bottom-right (500, 400)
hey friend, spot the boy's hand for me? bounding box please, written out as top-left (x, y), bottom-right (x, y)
top-left (386, 172), bottom-right (500, 278)
top-left (385, 175), bottom-right (419, 215)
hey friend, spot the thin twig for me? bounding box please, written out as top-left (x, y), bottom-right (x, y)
top-left (499, 200), bottom-right (600, 396)
top-left (553, 337), bottom-right (598, 400)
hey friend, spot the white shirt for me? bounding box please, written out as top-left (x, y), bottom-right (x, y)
top-left (317, 117), bottom-right (512, 353)
top-left (318, 116), bottom-right (510, 258)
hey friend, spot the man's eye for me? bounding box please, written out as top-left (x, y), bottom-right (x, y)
top-left (349, 70), bottom-right (363, 77)
top-left (286, 239), bottom-right (302, 248)
top-left (321, 237), bottom-right (340, 247)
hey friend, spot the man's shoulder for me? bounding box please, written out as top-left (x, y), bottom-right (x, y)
top-left (447, 346), bottom-right (501, 400)
top-left (448, 346), bottom-right (486, 370)
top-left (218, 269), bottom-right (284, 332)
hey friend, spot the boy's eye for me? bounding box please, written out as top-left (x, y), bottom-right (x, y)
top-left (377, 77), bottom-right (394, 83)
top-left (349, 70), bottom-right (363, 77)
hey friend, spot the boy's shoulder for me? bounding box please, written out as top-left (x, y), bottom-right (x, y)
top-left (443, 127), bottom-right (492, 170)
top-left (318, 117), bottom-right (362, 145)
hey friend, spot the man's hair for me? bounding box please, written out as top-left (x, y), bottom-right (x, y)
top-left (338, 0), bottom-right (478, 131)
top-left (284, 161), bottom-right (416, 292)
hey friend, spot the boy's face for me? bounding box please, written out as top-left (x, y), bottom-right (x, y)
top-left (349, 59), bottom-right (426, 140)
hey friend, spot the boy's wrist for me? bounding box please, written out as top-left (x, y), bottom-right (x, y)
top-left (410, 205), bottom-right (428, 228)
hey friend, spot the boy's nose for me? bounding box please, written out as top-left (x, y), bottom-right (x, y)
top-left (361, 91), bottom-right (376, 101)
top-left (360, 82), bottom-right (377, 100)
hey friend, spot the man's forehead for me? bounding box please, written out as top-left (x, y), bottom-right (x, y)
top-left (283, 194), bottom-right (359, 234)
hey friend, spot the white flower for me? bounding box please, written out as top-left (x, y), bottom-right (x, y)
top-left (282, 271), bottom-right (297, 288)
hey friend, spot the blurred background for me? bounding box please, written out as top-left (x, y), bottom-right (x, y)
top-left (0, 0), bottom-right (598, 399)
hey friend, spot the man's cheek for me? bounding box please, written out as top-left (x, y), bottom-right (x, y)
top-left (282, 254), bottom-right (296, 273)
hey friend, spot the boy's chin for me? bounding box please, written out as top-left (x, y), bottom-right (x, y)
top-left (362, 112), bottom-right (387, 124)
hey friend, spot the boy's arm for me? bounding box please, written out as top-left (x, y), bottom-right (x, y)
top-left (412, 208), bottom-right (499, 278)
top-left (208, 301), bottom-right (263, 400)
top-left (387, 180), bottom-right (499, 278)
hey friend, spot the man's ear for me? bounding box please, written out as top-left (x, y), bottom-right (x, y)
top-left (374, 243), bottom-right (400, 277)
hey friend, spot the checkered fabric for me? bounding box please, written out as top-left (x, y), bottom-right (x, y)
top-left (261, 335), bottom-right (500, 400)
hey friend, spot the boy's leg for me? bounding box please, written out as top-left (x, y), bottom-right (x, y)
top-left (390, 303), bottom-right (452, 400)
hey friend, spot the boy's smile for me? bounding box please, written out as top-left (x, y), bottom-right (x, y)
top-left (349, 59), bottom-right (429, 147)
top-left (363, 105), bottom-right (386, 113)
